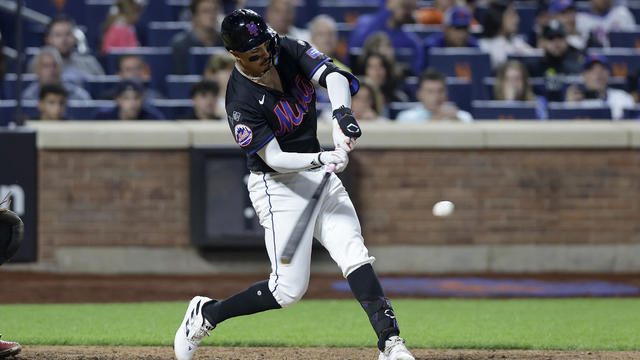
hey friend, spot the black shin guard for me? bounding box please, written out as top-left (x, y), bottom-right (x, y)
top-left (202, 280), bottom-right (281, 326)
top-left (347, 264), bottom-right (400, 351)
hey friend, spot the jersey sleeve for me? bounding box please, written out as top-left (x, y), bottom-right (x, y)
top-left (226, 101), bottom-right (275, 155)
top-left (279, 37), bottom-right (332, 81)
top-left (279, 37), bottom-right (359, 96)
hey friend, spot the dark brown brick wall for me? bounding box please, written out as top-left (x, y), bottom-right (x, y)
top-left (351, 150), bottom-right (640, 246)
top-left (37, 149), bottom-right (640, 261)
top-left (38, 150), bottom-right (190, 261)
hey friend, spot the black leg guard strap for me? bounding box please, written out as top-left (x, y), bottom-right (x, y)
top-left (348, 264), bottom-right (400, 350)
top-left (202, 280), bottom-right (281, 326)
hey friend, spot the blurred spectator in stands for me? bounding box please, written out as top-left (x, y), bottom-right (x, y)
top-left (529, 20), bottom-right (583, 101)
top-left (576, 0), bottom-right (636, 47)
top-left (527, 0), bottom-right (551, 46)
top-left (547, 0), bottom-right (598, 51)
top-left (479, 0), bottom-right (535, 69)
top-left (22, 47), bottom-right (91, 101)
top-left (179, 80), bottom-right (221, 120)
top-left (265, 0), bottom-right (310, 42)
top-left (171, 0), bottom-right (223, 74)
top-left (352, 77), bottom-right (389, 121)
top-left (94, 79), bottom-right (165, 120)
top-left (423, 5), bottom-right (479, 59)
top-left (43, 15), bottom-right (105, 85)
top-left (354, 32), bottom-right (409, 78)
top-left (101, 0), bottom-right (144, 54)
top-left (627, 69), bottom-right (640, 103)
top-left (309, 15), bottom-right (349, 71)
top-left (565, 54), bottom-right (634, 120)
top-left (100, 55), bottom-right (164, 101)
top-left (348, 0), bottom-right (424, 75)
top-left (494, 60), bottom-right (548, 119)
top-left (362, 52), bottom-right (409, 116)
top-left (37, 83), bottom-right (68, 121)
top-left (396, 68), bottom-right (473, 122)
top-left (416, 0), bottom-right (453, 25)
top-left (203, 53), bottom-right (234, 118)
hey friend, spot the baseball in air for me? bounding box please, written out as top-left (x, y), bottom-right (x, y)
top-left (432, 201), bottom-right (454, 217)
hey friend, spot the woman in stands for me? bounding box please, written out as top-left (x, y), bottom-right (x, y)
top-left (494, 60), bottom-right (547, 119)
top-left (361, 52), bottom-right (409, 117)
top-left (101, 0), bottom-right (144, 54)
top-left (478, 0), bottom-right (535, 69)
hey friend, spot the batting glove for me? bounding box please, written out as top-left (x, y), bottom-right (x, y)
top-left (318, 148), bottom-right (349, 173)
top-left (332, 107), bottom-right (361, 153)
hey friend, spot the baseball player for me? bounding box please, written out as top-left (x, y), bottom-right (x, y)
top-left (0, 198), bottom-right (24, 358)
top-left (174, 9), bottom-right (414, 360)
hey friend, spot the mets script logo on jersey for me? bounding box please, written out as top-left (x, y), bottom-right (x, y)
top-left (305, 47), bottom-right (322, 59)
top-left (246, 21), bottom-right (259, 36)
top-left (234, 124), bottom-right (253, 147)
top-left (273, 75), bottom-right (315, 136)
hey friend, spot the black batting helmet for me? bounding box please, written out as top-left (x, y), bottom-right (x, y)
top-left (0, 204), bottom-right (23, 266)
top-left (221, 9), bottom-right (280, 56)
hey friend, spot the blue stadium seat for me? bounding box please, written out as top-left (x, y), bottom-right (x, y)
top-left (515, 3), bottom-right (536, 36)
top-left (402, 24), bottom-right (442, 39)
top-left (427, 48), bottom-right (491, 100)
top-left (0, 100), bottom-right (18, 126)
top-left (507, 50), bottom-right (545, 70)
top-left (622, 106), bottom-right (640, 120)
top-left (404, 76), bottom-right (473, 112)
top-left (166, 75), bottom-right (202, 99)
top-left (188, 47), bottom-right (227, 75)
top-left (609, 28), bottom-right (640, 49)
top-left (471, 100), bottom-right (538, 120)
top-left (149, 99), bottom-right (193, 119)
top-left (587, 48), bottom-right (640, 78)
top-left (547, 102), bottom-right (612, 120)
top-left (85, 0), bottom-right (112, 52)
top-left (105, 47), bottom-right (172, 94)
top-left (147, 21), bottom-right (191, 46)
top-left (317, 1), bottom-right (380, 23)
top-left (85, 75), bottom-right (121, 99)
top-left (2, 74), bottom-right (38, 99)
top-left (66, 100), bottom-right (116, 120)
top-left (483, 77), bottom-right (547, 100)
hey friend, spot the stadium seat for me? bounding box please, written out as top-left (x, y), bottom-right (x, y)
top-left (507, 50), bottom-right (545, 70)
top-left (426, 48), bottom-right (491, 100)
top-left (0, 100), bottom-right (18, 126)
top-left (622, 106), bottom-right (640, 120)
top-left (483, 77), bottom-right (547, 100)
top-left (85, 0), bottom-right (111, 51)
top-left (2, 74), bottom-right (38, 99)
top-left (609, 27), bottom-right (640, 49)
top-left (547, 102), bottom-right (612, 120)
top-left (166, 75), bottom-right (202, 99)
top-left (188, 47), bottom-right (227, 75)
top-left (317, 1), bottom-right (379, 23)
top-left (66, 100), bottom-right (116, 120)
top-left (587, 48), bottom-right (640, 78)
top-left (149, 99), bottom-right (193, 119)
top-left (471, 100), bottom-right (538, 120)
top-left (105, 47), bottom-right (172, 94)
top-left (85, 75), bottom-right (121, 99)
top-left (402, 24), bottom-right (442, 39)
top-left (147, 21), bottom-right (191, 47)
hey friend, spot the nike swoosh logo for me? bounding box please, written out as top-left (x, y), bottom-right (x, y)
top-left (258, 95), bottom-right (265, 105)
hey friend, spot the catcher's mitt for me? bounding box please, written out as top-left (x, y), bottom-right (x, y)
top-left (0, 198), bottom-right (23, 265)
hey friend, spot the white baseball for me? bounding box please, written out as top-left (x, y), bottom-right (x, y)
top-left (432, 200), bottom-right (454, 217)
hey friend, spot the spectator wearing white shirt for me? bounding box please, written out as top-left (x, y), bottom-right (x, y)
top-left (575, 0), bottom-right (636, 47)
top-left (479, 0), bottom-right (536, 69)
top-left (396, 68), bottom-right (473, 122)
top-left (265, 0), bottom-right (310, 43)
top-left (565, 54), bottom-right (635, 120)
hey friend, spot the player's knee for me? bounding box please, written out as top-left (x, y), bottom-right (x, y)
top-left (274, 283), bottom-right (308, 308)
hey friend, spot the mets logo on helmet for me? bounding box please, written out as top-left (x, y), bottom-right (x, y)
top-left (247, 21), bottom-right (259, 36)
top-left (234, 124), bottom-right (253, 147)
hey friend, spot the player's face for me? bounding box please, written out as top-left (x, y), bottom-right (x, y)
top-left (419, 80), bottom-right (447, 112)
top-left (231, 42), bottom-right (272, 77)
top-left (38, 94), bottom-right (66, 121)
top-left (116, 90), bottom-right (144, 120)
top-left (46, 22), bottom-right (76, 57)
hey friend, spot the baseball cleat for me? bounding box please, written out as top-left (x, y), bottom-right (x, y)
top-left (0, 334), bottom-right (22, 358)
top-left (378, 336), bottom-right (415, 360)
top-left (174, 296), bottom-right (216, 360)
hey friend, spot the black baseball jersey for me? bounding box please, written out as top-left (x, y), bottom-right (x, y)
top-left (226, 37), bottom-right (357, 172)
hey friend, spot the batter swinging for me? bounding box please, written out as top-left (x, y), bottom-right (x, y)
top-left (174, 9), bottom-right (415, 360)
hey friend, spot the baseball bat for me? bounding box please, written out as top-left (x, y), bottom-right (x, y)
top-left (280, 164), bottom-right (335, 265)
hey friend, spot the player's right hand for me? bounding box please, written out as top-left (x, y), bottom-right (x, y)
top-left (319, 148), bottom-right (349, 173)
